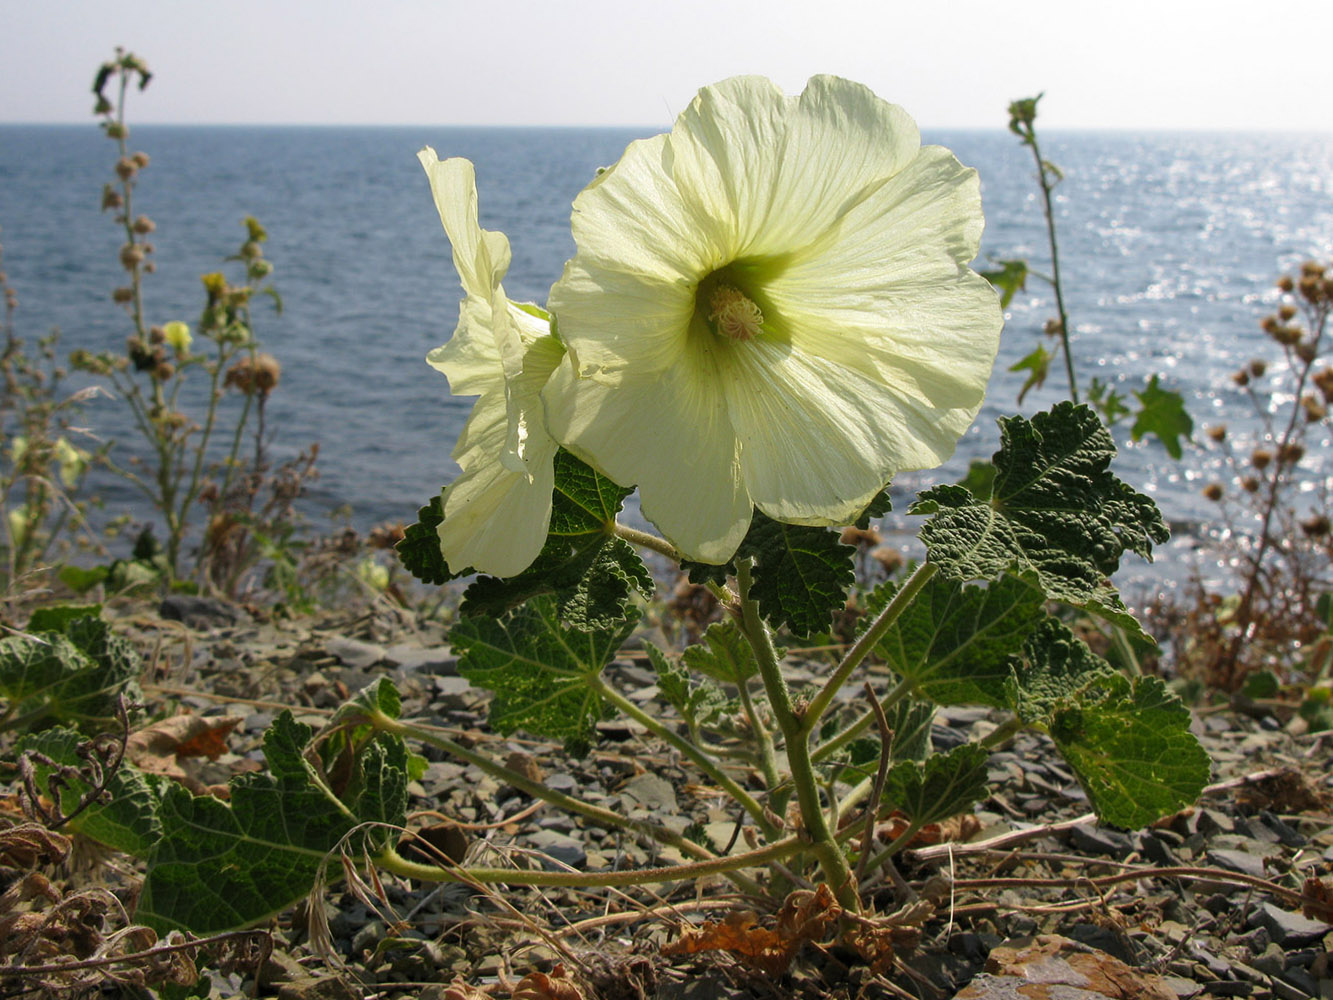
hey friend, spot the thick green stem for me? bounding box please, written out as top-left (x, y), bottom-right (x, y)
top-left (735, 559), bottom-right (859, 910)
top-left (979, 715), bottom-right (1024, 750)
top-left (803, 562), bottom-right (938, 733)
top-left (594, 679), bottom-right (778, 839)
top-left (734, 675), bottom-right (782, 793)
top-left (377, 834), bottom-right (801, 889)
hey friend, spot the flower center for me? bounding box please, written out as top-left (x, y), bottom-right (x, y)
top-left (708, 284), bottom-right (764, 342)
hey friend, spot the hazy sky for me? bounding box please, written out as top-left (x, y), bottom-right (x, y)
top-left (3, 0), bottom-right (1330, 131)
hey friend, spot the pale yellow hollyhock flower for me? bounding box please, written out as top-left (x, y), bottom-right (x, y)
top-left (162, 321), bottom-right (192, 354)
top-left (53, 437), bottom-right (88, 488)
top-left (544, 76), bottom-right (1003, 564)
top-left (419, 148), bottom-right (563, 577)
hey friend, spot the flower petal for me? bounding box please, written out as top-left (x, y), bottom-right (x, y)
top-left (542, 344), bottom-right (750, 564)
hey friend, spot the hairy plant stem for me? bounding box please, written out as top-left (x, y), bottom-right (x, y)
top-left (734, 674), bottom-right (782, 792)
top-left (366, 709), bottom-right (763, 895)
top-left (735, 559), bottom-right (859, 910)
top-left (804, 562), bottom-right (939, 733)
top-left (1024, 129), bottom-right (1078, 403)
top-left (593, 678), bottom-right (779, 839)
top-left (377, 835), bottom-right (801, 889)
top-left (611, 522), bottom-right (680, 562)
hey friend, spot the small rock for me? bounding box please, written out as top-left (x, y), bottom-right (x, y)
top-left (1206, 847), bottom-right (1269, 879)
top-left (1069, 824), bottom-right (1134, 858)
top-left (622, 773), bottom-right (678, 812)
top-left (160, 594), bottom-right (247, 629)
top-left (384, 643), bottom-right (456, 674)
top-left (527, 829), bottom-right (587, 870)
top-left (952, 934), bottom-right (1176, 1000)
top-left (323, 636), bottom-right (385, 670)
top-left (1248, 902), bottom-right (1333, 948)
top-left (276, 977), bottom-right (359, 1000)
top-left (431, 675), bottom-right (475, 710)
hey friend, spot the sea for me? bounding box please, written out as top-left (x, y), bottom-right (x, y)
top-left (1, 124), bottom-right (1331, 597)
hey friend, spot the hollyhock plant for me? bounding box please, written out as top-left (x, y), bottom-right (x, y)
top-left (543, 75), bottom-right (1003, 563)
top-left (418, 148), bottom-right (563, 577)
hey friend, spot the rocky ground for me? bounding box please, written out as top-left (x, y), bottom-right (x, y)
top-left (8, 593), bottom-right (1333, 1000)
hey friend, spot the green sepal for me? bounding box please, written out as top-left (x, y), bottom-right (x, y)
top-left (869, 572), bottom-right (1047, 708)
top-left (882, 742), bottom-right (990, 828)
top-left (137, 712), bottom-right (409, 933)
top-left (452, 595), bottom-right (638, 756)
top-left (911, 402), bottom-right (1167, 640)
top-left (460, 450), bottom-right (650, 630)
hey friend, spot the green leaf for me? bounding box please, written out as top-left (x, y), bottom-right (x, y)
top-left (1008, 344), bottom-right (1053, 405)
top-left (958, 460), bottom-right (996, 500)
top-left (17, 727), bottom-right (167, 856)
top-left (1131, 375), bottom-right (1193, 460)
top-left (646, 643), bottom-right (731, 734)
top-left (738, 511), bottom-right (855, 637)
top-left (0, 615), bottom-right (142, 734)
top-left (460, 450), bottom-right (650, 630)
top-left (1239, 670), bottom-right (1280, 700)
top-left (453, 596), bottom-right (638, 755)
top-left (57, 565), bottom-right (110, 594)
top-left (979, 258), bottom-right (1029, 308)
top-left (396, 495), bottom-right (463, 586)
top-left (682, 620), bottom-right (763, 684)
top-left (854, 489), bottom-right (893, 530)
top-left (1088, 377), bottom-right (1131, 428)
top-left (827, 697), bottom-right (935, 785)
top-left (911, 402), bottom-right (1168, 637)
top-left (883, 742), bottom-right (990, 828)
top-left (26, 605), bottom-right (102, 633)
top-left (871, 573), bottom-right (1048, 707)
top-left (1046, 673), bottom-right (1210, 829)
top-left (137, 712), bottom-right (409, 933)
top-left (1006, 618), bottom-right (1116, 724)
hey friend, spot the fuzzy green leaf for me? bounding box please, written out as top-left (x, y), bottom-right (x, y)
top-left (396, 495), bottom-right (462, 586)
top-left (911, 402), bottom-right (1167, 637)
top-left (460, 450), bottom-right (649, 630)
top-left (738, 512), bottom-right (855, 637)
top-left (882, 742), bottom-right (990, 828)
top-left (1006, 618), bottom-right (1116, 724)
top-left (646, 643), bottom-right (731, 734)
top-left (870, 572), bottom-right (1047, 707)
top-left (17, 727), bottom-right (167, 856)
top-left (1046, 672), bottom-right (1209, 829)
top-left (0, 615), bottom-right (142, 734)
top-left (854, 489), bottom-right (893, 530)
top-left (1009, 344), bottom-right (1053, 405)
top-left (453, 596), bottom-right (638, 755)
top-left (137, 712), bottom-right (409, 933)
top-left (682, 621), bottom-right (763, 684)
top-left (827, 697), bottom-right (935, 786)
top-left (1131, 375), bottom-right (1193, 460)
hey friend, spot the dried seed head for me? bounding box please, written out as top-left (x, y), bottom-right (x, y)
top-left (1277, 275), bottom-right (1295, 292)
top-left (1302, 514), bottom-right (1331, 537)
top-left (148, 325), bottom-right (165, 344)
top-left (1203, 482), bottom-right (1224, 501)
top-left (1274, 325), bottom-right (1303, 346)
top-left (1043, 317), bottom-right (1064, 336)
top-left (1279, 304), bottom-right (1297, 321)
top-left (1233, 370), bottom-right (1251, 387)
top-left (1278, 442), bottom-right (1305, 465)
top-left (1241, 476), bottom-right (1260, 493)
top-left (131, 215), bottom-right (155, 234)
top-left (1297, 340), bottom-right (1318, 364)
top-left (1251, 448), bottom-right (1273, 469)
top-left (119, 244), bottom-right (143, 269)
top-left (111, 287), bottom-right (133, 304)
top-left (1248, 359), bottom-right (1267, 378)
top-left (114, 157), bottom-right (136, 180)
top-left (1303, 395), bottom-right (1327, 421)
top-left (152, 361), bottom-right (175, 381)
top-left (1207, 424), bottom-right (1227, 442)
top-left (1261, 316), bottom-right (1279, 334)
top-left (130, 151), bottom-right (150, 168)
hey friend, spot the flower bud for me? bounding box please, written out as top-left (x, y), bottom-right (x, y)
top-left (104, 121), bottom-right (127, 139)
top-left (148, 324), bottom-right (165, 344)
top-left (239, 240), bottom-right (263, 260)
top-left (163, 321), bottom-right (192, 354)
top-left (143, 260), bottom-right (156, 274)
top-left (101, 185), bottom-right (123, 211)
top-left (1251, 448), bottom-right (1273, 469)
top-left (112, 287), bottom-right (134, 304)
top-left (1203, 483), bottom-right (1224, 502)
top-left (152, 361), bottom-right (175, 381)
top-left (114, 157), bottom-right (136, 180)
top-left (131, 215), bottom-right (155, 234)
top-left (252, 353), bottom-right (281, 394)
top-left (1248, 359), bottom-right (1267, 378)
top-left (1241, 476), bottom-right (1260, 493)
top-left (94, 96), bottom-right (113, 116)
top-left (130, 151), bottom-right (150, 169)
top-left (119, 244), bottom-right (144, 269)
